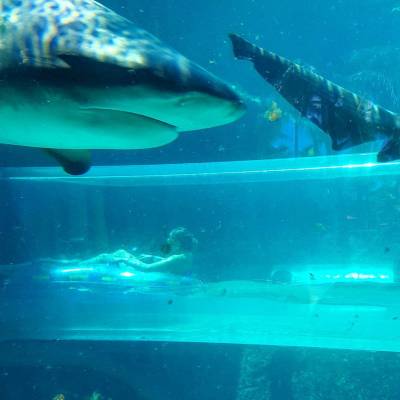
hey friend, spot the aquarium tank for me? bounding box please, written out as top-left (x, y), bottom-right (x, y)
top-left (2, 0), bottom-right (400, 399)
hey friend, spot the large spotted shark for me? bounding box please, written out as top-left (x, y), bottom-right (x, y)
top-left (0, 0), bottom-right (245, 174)
top-left (230, 34), bottom-right (400, 162)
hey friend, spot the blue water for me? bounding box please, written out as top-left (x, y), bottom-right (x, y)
top-left (2, 0), bottom-right (400, 399)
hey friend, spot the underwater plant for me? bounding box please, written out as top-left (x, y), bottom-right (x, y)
top-left (52, 391), bottom-right (106, 400)
top-left (86, 391), bottom-right (104, 400)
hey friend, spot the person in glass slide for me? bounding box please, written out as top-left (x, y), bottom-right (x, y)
top-left (80, 227), bottom-right (198, 275)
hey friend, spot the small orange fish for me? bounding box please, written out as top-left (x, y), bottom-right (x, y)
top-left (264, 101), bottom-right (283, 122)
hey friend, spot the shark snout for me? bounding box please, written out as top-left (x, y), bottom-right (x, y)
top-left (179, 61), bottom-right (246, 127)
top-left (185, 61), bottom-right (244, 106)
top-left (141, 54), bottom-right (246, 131)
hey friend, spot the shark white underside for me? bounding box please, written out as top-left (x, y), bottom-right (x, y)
top-left (0, 85), bottom-right (241, 149)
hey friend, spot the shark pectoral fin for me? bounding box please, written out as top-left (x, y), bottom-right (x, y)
top-left (78, 108), bottom-right (178, 149)
top-left (44, 149), bottom-right (92, 175)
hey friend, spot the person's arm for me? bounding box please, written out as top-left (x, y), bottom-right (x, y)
top-left (133, 254), bottom-right (190, 274)
top-left (137, 254), bottom-right (165, 262)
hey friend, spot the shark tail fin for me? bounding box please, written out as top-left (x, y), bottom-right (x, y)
top-left (44, 149), bottom-right (92, 175)
top-left (229, 34), bottom-right (259, 61)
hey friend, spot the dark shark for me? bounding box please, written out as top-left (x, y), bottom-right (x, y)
top-left (0, 1), bottom-right (245, 174)
top-left (230, 34), bottom-right (400, 162)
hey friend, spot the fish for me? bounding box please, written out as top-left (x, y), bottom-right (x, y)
top-left (264, 100), bottom-right (283, 122)
top-left (0, 1), bottom-right (245, 174)
top-left (229, 33), bottom-right (400, 162)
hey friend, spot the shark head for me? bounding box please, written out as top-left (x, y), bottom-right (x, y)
top-left (0, 0), bottom-right (245, 173)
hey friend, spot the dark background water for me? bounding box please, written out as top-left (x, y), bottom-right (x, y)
top-left (2, 0), bottom-right (400, 168)
top-left (2, 341), bottom-right (400, 400)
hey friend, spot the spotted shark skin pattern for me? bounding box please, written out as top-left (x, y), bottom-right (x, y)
top-left (2, 0), bottom-right (156, 65)
top-left (230, 34), bottom-right (400, 162)
top-left (0, 0), bottom-right (197, 86)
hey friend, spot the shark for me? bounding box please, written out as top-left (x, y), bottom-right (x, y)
top-left (0, 0), bottom-right (245, 174)
top-left (229, 33), bottom-right (400, 162)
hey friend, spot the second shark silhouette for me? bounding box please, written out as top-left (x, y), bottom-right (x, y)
top-left (230, 34), bottom-right (400, 162)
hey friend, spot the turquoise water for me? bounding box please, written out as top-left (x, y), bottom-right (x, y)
top-left (4, 153), bottom-right (400, 184)
top-left (1, 154), bottom-right (400, 355)
top-left (2, 0), bottom-right (400, 398)
top-left (3, 154), bottom-right (400, 398)
top-left (3, 153), bottom-right (400, 278)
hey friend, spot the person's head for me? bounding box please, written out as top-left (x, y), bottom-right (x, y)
top-left (164, 227), bottom-right (198, 254)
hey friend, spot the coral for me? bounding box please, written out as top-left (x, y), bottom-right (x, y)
top-left (87, 392), bottom-right (103, 400)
